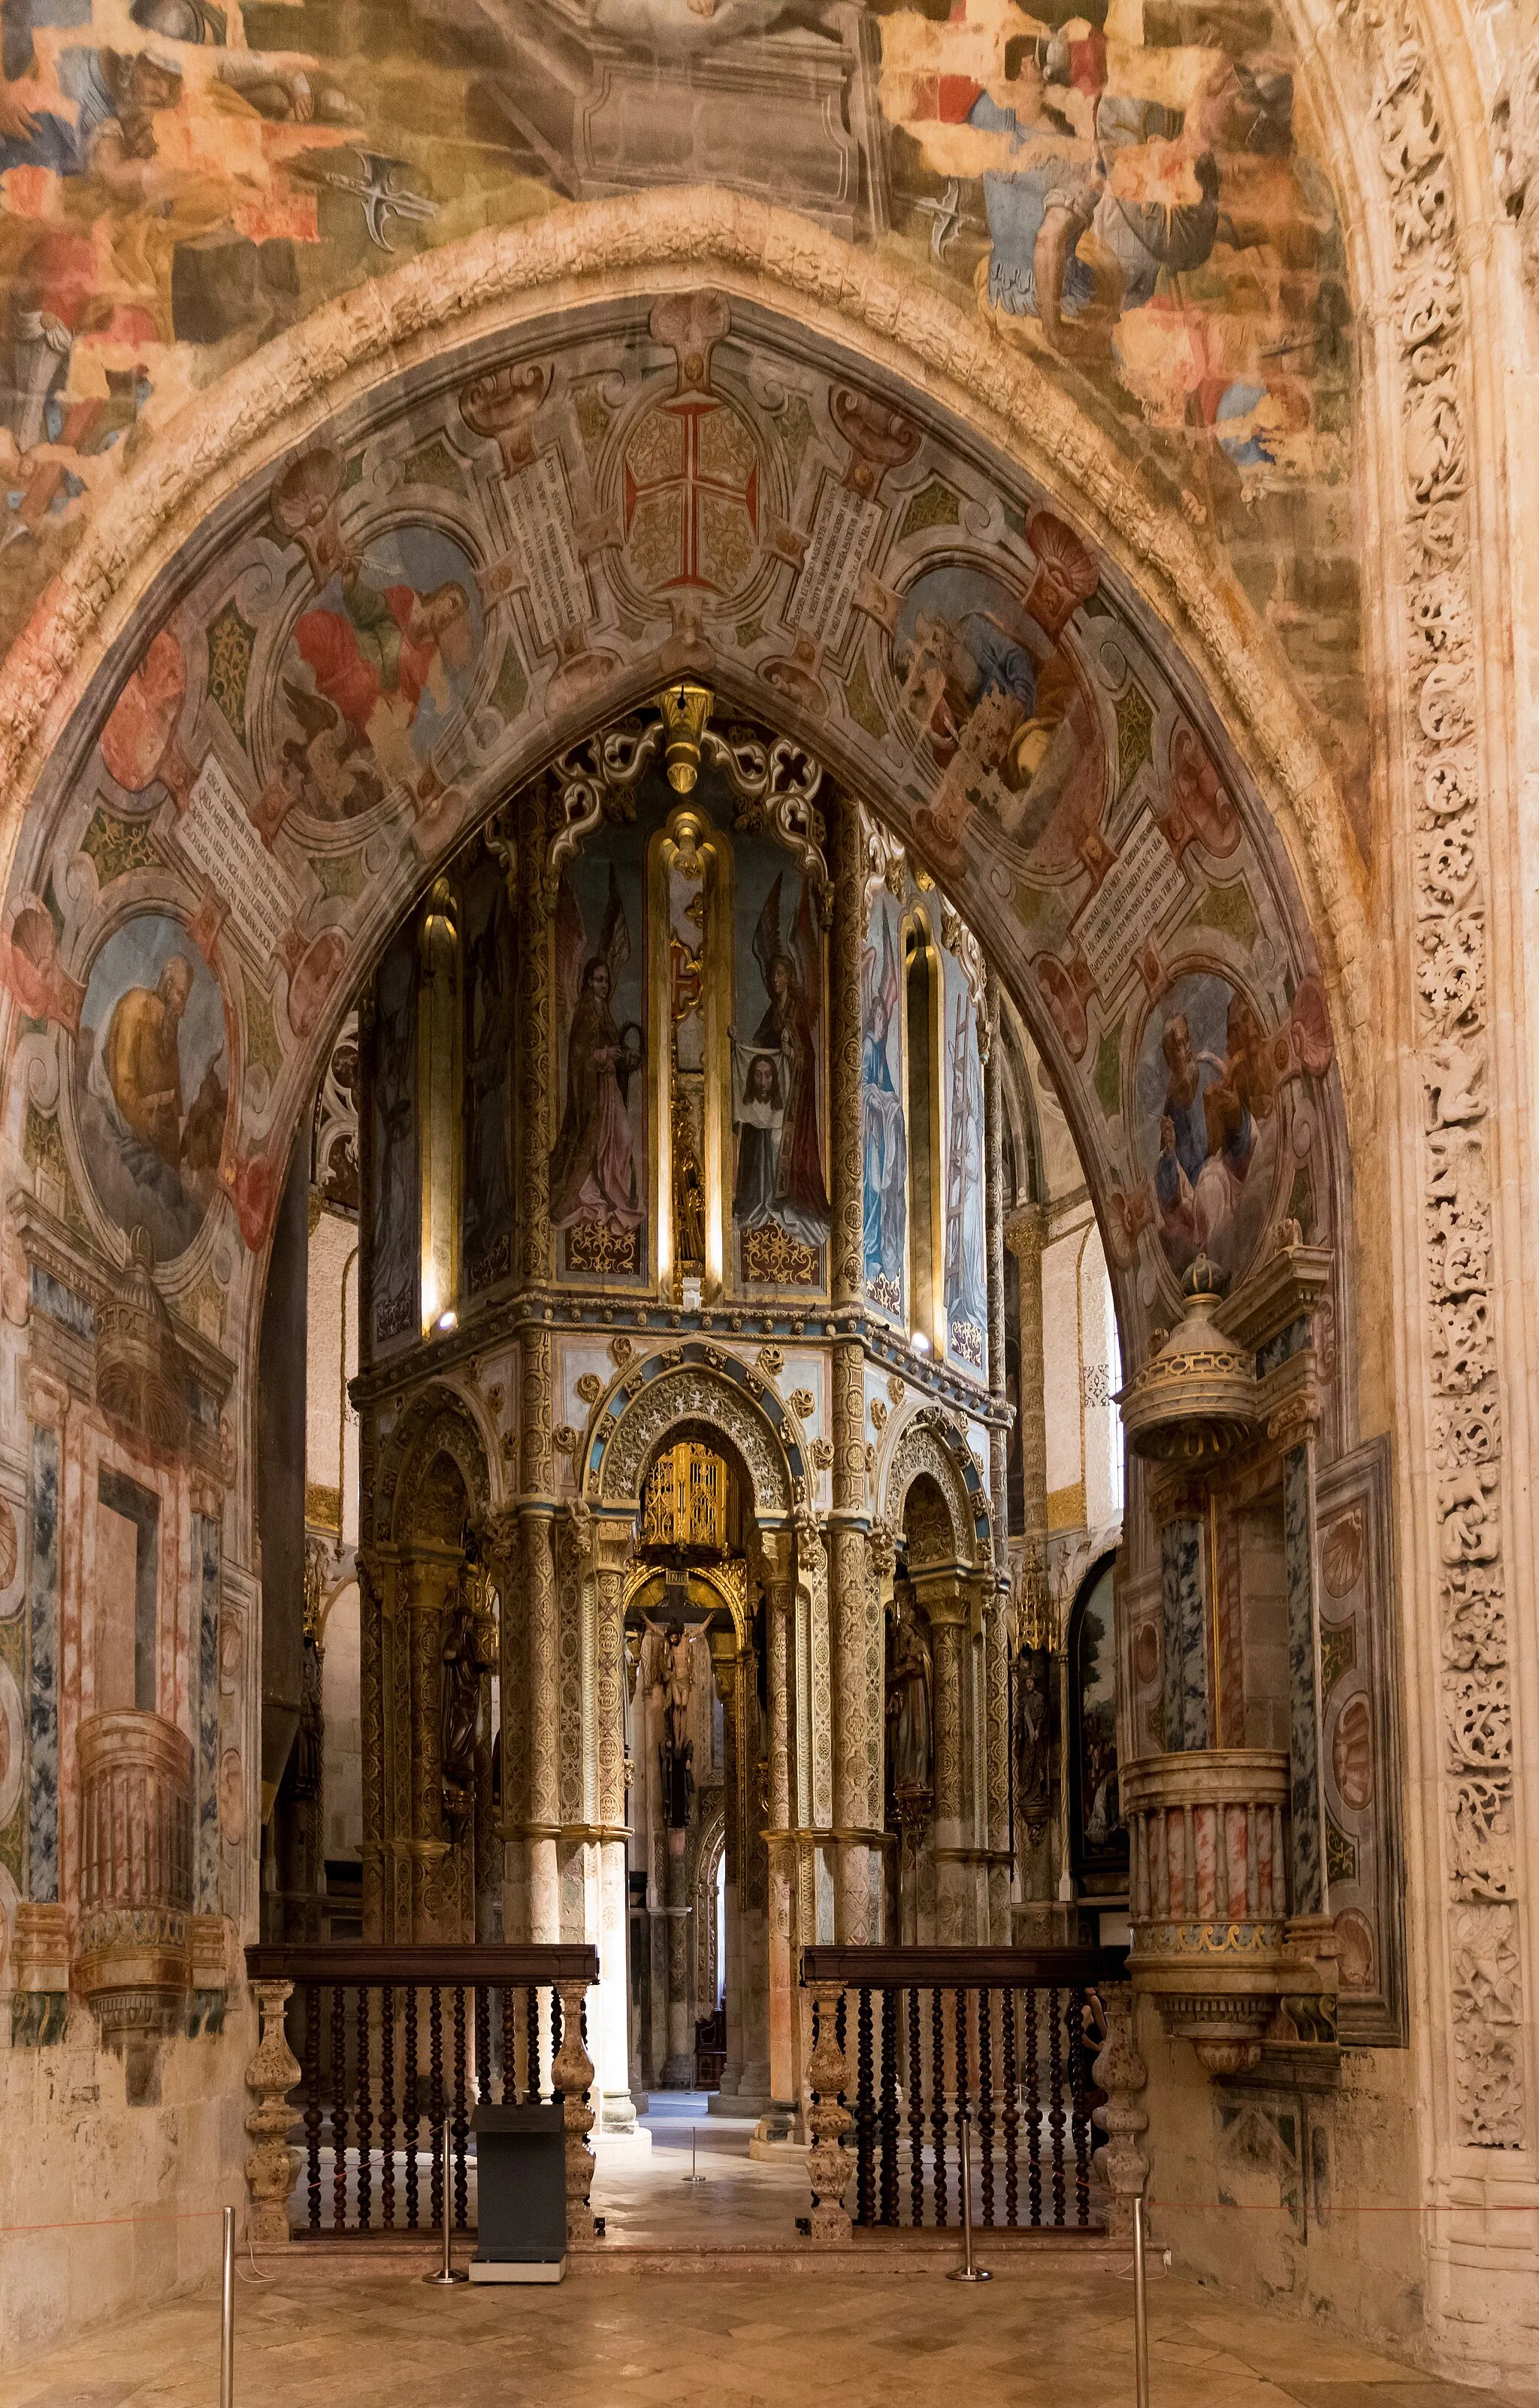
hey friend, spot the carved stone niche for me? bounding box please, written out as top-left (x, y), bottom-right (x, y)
top-left (76, 1710), bottom-right (193, 2045)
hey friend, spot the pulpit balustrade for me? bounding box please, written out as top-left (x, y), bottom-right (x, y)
top-left (800, 1945), bottom-right (1138, 2240)
top-left (243, 1944), bottom-right (599, 2241)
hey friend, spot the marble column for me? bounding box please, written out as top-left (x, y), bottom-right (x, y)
top-left (1273, 1396), bottom-right (1333, 1971)
top-left (1160, 1507), bottom-right (1209, 1753)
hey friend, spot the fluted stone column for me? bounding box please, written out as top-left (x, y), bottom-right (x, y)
top-left (592, 1522), bottom-right (634, 2132)
top-left (487, 1509), bottom-right (529, 1939)
top-left (827, 794), bottom-right (883, 1943)
top-left (983, 977), bottom-right (1008, 1577)
top-left (924, 1584), bottom-right (969, 1941)
top-left (708, 1625), bottom-right (745, 2097)
top-left (762, 1534), bottom-right (797, 2114)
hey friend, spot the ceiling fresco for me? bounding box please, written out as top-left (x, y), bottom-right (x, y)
top-left (0, 2), bottom-right (1363, 830)
top-left (0, 291), bottom-right (1345, 1370)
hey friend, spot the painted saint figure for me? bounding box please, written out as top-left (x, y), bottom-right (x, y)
top-left (886, 1597), bottom-right (933, 1811)
top-left (862, 902), bottom-right (906, 1307)
top-left (550, 865), bottom-right (644, 1234)
top-left (294, 561), bottom-right (472, 796)
top-left (731, 869), bottom-right (828, 1252)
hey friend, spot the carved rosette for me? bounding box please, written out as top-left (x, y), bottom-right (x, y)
top-left (553, 1979), bottom-right (596, 2234)
top-left (1339, 2), bottom-right (1524, 2150)
top-left (244, 1979), bottom-right (301, 2246)
top-left (806, 1980), bottom-right (851, 2242)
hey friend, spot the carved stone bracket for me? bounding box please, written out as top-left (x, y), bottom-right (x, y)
top-left (1090, 1982), bottom-right (1149, 2240)
top-left (244, 1979), bottom-right (301, 2246)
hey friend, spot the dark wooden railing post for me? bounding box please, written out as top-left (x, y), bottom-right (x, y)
top-left (243, 1944), bottom-right (599, 2244)
top-left (798, 1943), bottom-right (1130, 2242)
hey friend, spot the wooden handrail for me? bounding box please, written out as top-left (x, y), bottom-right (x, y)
top-left (800, 1944), bottom-right (1128, 1988)
top-left (244, 1942), bottom-right (600, 1985)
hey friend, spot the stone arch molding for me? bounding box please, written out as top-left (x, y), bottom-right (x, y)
top-left (585, 1347), bottom-right (796, 1524)
top-left (375, 1385), bottom-right (494, 1549)
top-left (0, 192), bottom-right (1365, 1401)
top-left (883, 1409), bottom-right (990, 1576)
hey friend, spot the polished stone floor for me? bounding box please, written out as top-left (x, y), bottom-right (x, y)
top-left (4, 2248), bottom-right (1535, 2408)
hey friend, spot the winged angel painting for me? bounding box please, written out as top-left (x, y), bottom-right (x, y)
top-left (550, 857), bottom-right (647, 1274)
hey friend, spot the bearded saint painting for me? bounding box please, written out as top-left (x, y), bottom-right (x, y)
top-left (549, 863), bottom-right (646, 1246)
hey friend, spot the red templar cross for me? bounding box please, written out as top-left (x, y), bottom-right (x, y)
top-left (622, 397), bottom-right (760, 596)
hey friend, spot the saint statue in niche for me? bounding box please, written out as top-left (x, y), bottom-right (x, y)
top-left (885, 1594), bottom-right (933, 1817)
top-left (550, 864), bottom-right (645, 1234)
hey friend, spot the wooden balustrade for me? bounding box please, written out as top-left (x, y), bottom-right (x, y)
top-left (243, 1944), bottom-right (599, 2243)
top-left (799, 1945), bottom-right (1135, 2242)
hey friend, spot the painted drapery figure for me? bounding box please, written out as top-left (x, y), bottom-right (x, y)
top-left (942, 969), bottom-right (988, 1367)
top-left (550, 863), bottom-right (645, 1235)
top-left (862, 895), bottom-right (906, 1313)
top-left (730, 869), bottom-right (828, 1253)
top-left (886, 1597), bottom-right (933, 1813)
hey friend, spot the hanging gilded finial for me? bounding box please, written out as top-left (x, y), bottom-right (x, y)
top-left (657, 679), bottom-right (713, 793)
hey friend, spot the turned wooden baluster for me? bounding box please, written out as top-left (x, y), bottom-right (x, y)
top-left (854, 1985), bottom-right (875, 2227)
top-left (355, 1984), bottom-right (372, 2231)
top-left (404, 1984), bottom-right (420, 2232)
top-left (879, 1989), bottom-right (900, 2228)
top-left (1025, 1983), bottom-right (1042, 2228)
top-left (380, 1986), bottom-right (396, 2232)
top-left (476, 1984), bottom-right (492, 2107)
top-left (500, 1986), bottom-right (516, 2104)
top-left (930, 1987), bottom-right (948, 2228)
top-left (907, 1987), bottom-right (925, 2230)
top-left (1069, 1986), bottom-right (1091, 2229)
top-left (978, 1984), bottom-right (995, 2228)
top-left (1048, 1986), bottom-right (1066, 2228)
top-left (954, 1987), bottom-right (970, 2232)
top-left (304, 1984), bottom-right (323, 2234)
top-left (1002, 1986), bottom-right (1020, 2230)
top-left (331, 1984), bottom-right (348, 2232)
top-left (452, 1984), bottom-right (470, 2231)
top-left (428, 1986), bottom-right (445, 2237)
top-left (528, 1986), bottom-right (541, 2102)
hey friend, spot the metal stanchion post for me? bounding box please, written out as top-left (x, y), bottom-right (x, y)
top-left (219, 2205), bottom-right (234, 2408)
top-left (946, 2110), bottom-right (991, 2283)
top-left (681, 2126), bottom-right (707, 2186)
top-left (425, 2122), bottom-right (468, 2285)
top-left (1132, 2194), bottom-right (1150, 2408)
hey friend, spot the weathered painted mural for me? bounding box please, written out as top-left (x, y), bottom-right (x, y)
top-left (0, 2), bottom-right (1362, 825)
top-left (1, 301), bottom-right (1344, 1368)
